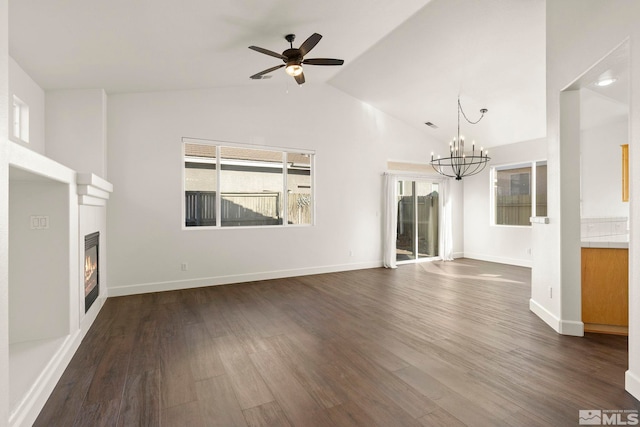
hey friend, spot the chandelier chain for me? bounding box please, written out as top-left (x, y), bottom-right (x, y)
top-left (458, 99), bottom-right (486, 125)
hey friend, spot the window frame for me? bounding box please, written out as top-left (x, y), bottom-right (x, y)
top-left (182, 138), bottom-right (315, 230)
top-left (490, 159), bottom-right (547, 228)
top-left (11, 95), bottom-right (29, 143)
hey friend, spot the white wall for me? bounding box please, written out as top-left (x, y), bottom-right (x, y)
top-left (46, 89), bottom-right (107, 178)
top-left (540, 0), bottom-right (640, 400)
top-left (581, 117), bottom-right (628, 219)
top-left (463, 138), bottom-right (546, 267)
top-left (107, 83), bottom-right (455, 295)
top-left (8, 179), bottom-right (69, 343)
top-left (0, 0), bottom-right (10, 423)
top-left (452, 180), bottom-right (463, 257)
top-left (8, 57), bottom-right (45, 154)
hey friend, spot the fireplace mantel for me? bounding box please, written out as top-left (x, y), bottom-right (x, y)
top-left (77, 172), bottom-right (113, 206)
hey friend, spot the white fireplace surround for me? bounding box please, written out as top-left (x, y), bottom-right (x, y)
top-left (7, 141), bottom-right (112, 426)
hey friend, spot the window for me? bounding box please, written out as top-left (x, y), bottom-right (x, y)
top-left (183, 139), bottom-right (314, 228)
top-left (12, 95), bottom-right (29, 143)
top-left (510, 173), bottom-right (530, 195)
top-left (535, 161), bottom-right (548, 217)
top-left (492, 161), bottom-right (547, 226)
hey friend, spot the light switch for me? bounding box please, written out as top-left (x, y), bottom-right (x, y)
top-left (30, 215), bottom-right (50, 230)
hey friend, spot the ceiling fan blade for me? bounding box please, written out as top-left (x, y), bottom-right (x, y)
top-left (303, 58), bottom-right (344, 66)
top-left (298, 33), bottom-right (322, 57)
top-left (294, 72), bottom-right (305, 85)
top-left (248, 46), bottom-right (287, 60)
top-left (250, 64), bottom-right (285, 79)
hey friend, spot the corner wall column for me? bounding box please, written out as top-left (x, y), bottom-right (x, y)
top-left (0, 0), bottom-right (10, 423)
top-left (558, 90), bottom-right (584, 336)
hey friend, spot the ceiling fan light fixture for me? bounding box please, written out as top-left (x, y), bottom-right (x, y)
top-left (285, 63), bottom-right (303, 76)
top-left (249, 33), bottom-right (343, 84)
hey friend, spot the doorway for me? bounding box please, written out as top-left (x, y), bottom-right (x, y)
top-left (560, 39), bottom-right (630, 335)
top-left (396, 179), bottom-right (440, 263)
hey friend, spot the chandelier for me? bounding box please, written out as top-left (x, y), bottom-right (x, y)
top-left (430, 98), bottom-right (490, 180)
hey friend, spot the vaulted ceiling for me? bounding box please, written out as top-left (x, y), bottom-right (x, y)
top-left (9, 0), bottom-right (547, 148)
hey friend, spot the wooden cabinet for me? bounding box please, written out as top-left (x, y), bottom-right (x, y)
top-left (581, 248), bottom-right (628, 335)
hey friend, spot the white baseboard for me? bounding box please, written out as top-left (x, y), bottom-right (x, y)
top-left (529, 298), bottom-right (561, 333)
top-left (559, 319), bottom-right (584, 337)
top-left (626, 370), bottom-right (640, 400)
top-left (452, 251), bottom-right (464, 259)
top-left (529, 298), bottom-right (583, 337)
top-left (108, 261), bottom-right (383, 297)
top-left (463, 252), bottom-right (532, 268)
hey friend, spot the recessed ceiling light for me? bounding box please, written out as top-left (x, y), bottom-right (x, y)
top-left (595, 77), bottom-right (617, 87)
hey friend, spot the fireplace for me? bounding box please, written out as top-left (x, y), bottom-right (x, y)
top-left (84, 232), bottom-right (99, 312)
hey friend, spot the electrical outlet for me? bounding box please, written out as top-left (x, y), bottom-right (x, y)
top-left (549, 286), bottom-right (553, 299)
top-left (181, 263), bottom-right (188, 271)
top-left (527, 248), bottom-right (532, 255)
top-left (349, 250), bottom-right (354, 257)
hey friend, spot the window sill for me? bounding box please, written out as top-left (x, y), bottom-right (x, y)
top-left (529, 216), bottom-right (550, 224)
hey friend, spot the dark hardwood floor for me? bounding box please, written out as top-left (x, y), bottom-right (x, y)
top-left (35, 259), bottom-right (639, 426)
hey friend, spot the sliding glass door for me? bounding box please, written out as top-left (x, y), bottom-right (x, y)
top-left (396, 180), bottom-right (440, 263)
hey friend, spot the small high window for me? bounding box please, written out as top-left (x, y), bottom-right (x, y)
top-left (12, 95), bottom-right (29, 143)
top-left (491, 161), bottom-right (547, 226)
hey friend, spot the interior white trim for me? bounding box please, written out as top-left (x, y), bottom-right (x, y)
top-left (78, 195), bottom-right (106, 207)
top-left (529, 298), bottom-right (561, 333)
top-left (625, 370), bottom-right (640, 400)
top-left (108, 261), bottom-right (383, 297)
top-left (77, 185), bottom-right (110, 200)
top-left (76, 173), bottom-right (113, 193)
top-left (8, 141), bottom-right (74, 183)
top-left (182, 136), bottom-right (316, 156)
top-left (529, 298), bottom-right (584, 337)
top-left (559, 319), bottom-right (584, 337)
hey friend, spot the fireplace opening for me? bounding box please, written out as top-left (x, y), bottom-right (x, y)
top-left (84, 232), bottom-right (99, 312)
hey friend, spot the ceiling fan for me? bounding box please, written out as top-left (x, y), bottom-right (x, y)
top-left (249, 33), bottom-right (344, 85)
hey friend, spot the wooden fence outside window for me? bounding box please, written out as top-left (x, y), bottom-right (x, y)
top-left (495, 194), bottom-right (547, 226)
top-left (185, 191), bottom-right (311, 226)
